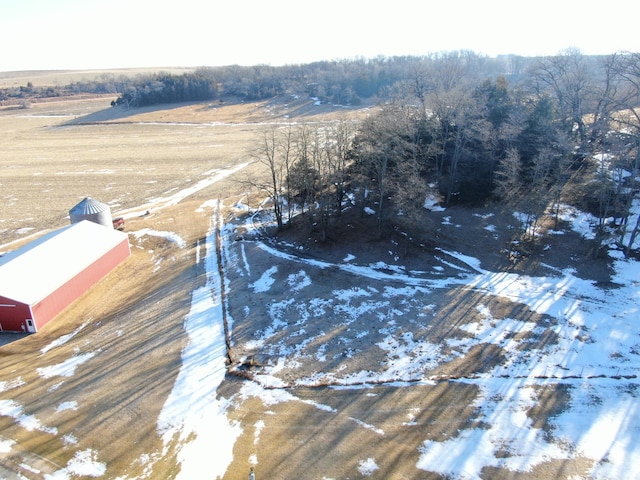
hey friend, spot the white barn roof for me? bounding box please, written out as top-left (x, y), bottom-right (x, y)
top-left (0, 220), bottom-right (129, 305)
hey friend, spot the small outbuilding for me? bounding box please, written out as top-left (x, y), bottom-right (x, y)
top-left (0, 220), bottom-right (130, 333)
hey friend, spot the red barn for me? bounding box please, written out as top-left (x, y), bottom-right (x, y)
top-left (0, 220), bottom-right (130, 333)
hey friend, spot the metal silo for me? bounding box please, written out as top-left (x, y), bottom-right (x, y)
top-left (69, 197), bottom-right (113, 228)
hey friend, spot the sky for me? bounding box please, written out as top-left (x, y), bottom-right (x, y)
top-left (1, 0), bottom-right (639, 72)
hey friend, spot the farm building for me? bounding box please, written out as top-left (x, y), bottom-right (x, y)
top-left (0, 220), bottom-right (130, 333)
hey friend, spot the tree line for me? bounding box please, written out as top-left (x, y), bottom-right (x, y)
top-left (2, 52), bottom-right (528, 107)
top-left (249, 50), bottom-right (640, 258)
top-left (110, 72), bottom-right (218, 107)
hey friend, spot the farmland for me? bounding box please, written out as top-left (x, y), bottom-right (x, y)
top-left (0, 83), bottom-right (639, 480)
top-left (0, 92), bottom-right (342, 246)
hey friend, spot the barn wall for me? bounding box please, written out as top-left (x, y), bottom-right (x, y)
top-left (0, 295), bottom-right (32, 332)
top-left (29, 239), bottom-right (131, 331)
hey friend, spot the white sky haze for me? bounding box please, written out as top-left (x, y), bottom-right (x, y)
top-left (1, 0), bottom-right (639, 71)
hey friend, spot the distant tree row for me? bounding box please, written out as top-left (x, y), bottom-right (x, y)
top-left (111, 72), bottom-right (218, 107)
top-left (2, 52), bottom-right (537, 107)
top-left (207, 53), bottom-right (513, 104)
top-left (251, 50), bottom-right (640, 258)
top-left (0, 81), bottom-right (63, 103)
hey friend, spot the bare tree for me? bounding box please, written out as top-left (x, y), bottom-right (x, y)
top-left (252, 127), bottom-right (287, 230)
top-left (352, 106), bottom-right (415, 238)
top-left (353, 115), bottom-right (392, 238)
top-left (288, 125), bottom-right (319, 216)
top-left (495, 146), bottom-right (565, 251)
top-left (324, 120), bottom-right (357, 215)
top-left (528, 49), bottom-right (588, 141)
top-left (494, 148), bottom-right (523, 205)
top-left (588, 54), bottom-right (623, 147)
top-left (607, 52), bottom-right (640, 255)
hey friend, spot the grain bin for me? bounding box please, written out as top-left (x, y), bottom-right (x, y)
top-left (69, 197), bottom-right (113, 228)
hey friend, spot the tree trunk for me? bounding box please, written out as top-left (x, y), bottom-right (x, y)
top-left (624, 210), bottom-right (640, 257)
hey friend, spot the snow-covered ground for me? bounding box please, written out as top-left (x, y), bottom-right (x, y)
top-left (158, 197), bottom-right (639, 479)
top-left (155, 199), bottom-right (241, 480)
top-left (1, 183), bottom-right (638, 478)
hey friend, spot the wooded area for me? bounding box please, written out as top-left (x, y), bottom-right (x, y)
top-left (244, 51), bottom-right (640, 258)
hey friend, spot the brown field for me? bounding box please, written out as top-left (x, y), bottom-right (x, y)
top-left (0, 67), bottom-right (198, 88)
top-left (0, 84), bottom-right (608, 479)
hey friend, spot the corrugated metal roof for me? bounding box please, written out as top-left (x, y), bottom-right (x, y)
top-left (0, 221), bottom-right (129, 305)
top-left (69, 197), bottom-right (111, 216)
